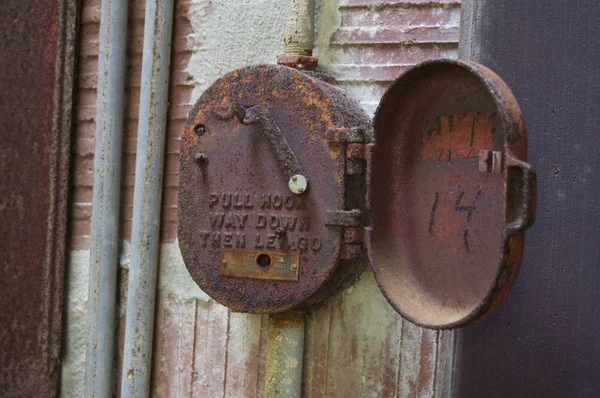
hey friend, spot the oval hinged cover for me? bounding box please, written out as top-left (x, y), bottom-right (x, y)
top-left (368, 60), bottom-right (536, 329)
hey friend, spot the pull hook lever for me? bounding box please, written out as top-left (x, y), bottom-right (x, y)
top-left (240, 104), bottom-right (308, 195)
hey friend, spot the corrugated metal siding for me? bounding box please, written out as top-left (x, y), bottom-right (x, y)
top-left (152, 295), bottom-right (268, 397)
top-left (322, 0), bottom-right (460, 115)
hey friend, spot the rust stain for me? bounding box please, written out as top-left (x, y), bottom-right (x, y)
top-left (416, 331), bottom-right (435, 396)
top-left (178, 64), bottom-right (370, 314)
top-left (0, 0), bottom-right (76, 394)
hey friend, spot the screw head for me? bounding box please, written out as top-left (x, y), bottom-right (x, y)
top-left (194, 124), bottom-right (206, 136)
top-left (194, 153), bottom-right (208, 164)
top-left (290, 263), bottom-right (298, 271)
top-left (222, 259), bottom-right (228, 265)
top-left (288, 174), bottom-right (308, 195)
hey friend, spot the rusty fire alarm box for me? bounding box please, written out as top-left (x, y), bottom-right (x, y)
top-left (178, 60), bottom-right (536, 329)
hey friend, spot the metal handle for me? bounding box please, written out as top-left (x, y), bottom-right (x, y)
top-left (240, 104), bottom-right (308, 194)
top-left (505, 153), bottom-right (536, 234)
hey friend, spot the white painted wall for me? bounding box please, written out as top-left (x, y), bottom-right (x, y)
top-left (186, 0), bottom-right (292, 100)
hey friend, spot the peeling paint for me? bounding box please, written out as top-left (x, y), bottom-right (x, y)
top-left (314, 0), bottom-right (343, 71)
top-left (159, 240), bottom-right (210, 303)
top-left (118, 240), bottom-right (131, 318)
top-left (265, 313), bottom-right (305, 397)
top-left (61, 250), bottom-right (91, 398)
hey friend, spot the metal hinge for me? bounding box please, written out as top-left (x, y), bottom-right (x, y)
top-left (326, 126), bottom-right (374, 260)
top-left (325, 210), bottom-right (367, 260)
top-left (327, 126), bottom-right (374, 175)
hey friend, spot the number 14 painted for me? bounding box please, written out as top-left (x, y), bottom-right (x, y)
top-left (428, 190), bottom-right (483, 253)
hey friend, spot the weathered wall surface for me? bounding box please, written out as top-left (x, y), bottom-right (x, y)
top-left (153, 1), bottom-right (460, 397)
top-left (61, 0), bottom-right (97, 392)
top-left (305, 2), bottom-right (459, 396)
top-left (63, 0), bottom-right (460, 396)
top-left (153, 2), bottom-right (291, 396)
top-left (316, 0), bottom-right (460, 116)
top-left (63, 0), bottom-right (151, 395)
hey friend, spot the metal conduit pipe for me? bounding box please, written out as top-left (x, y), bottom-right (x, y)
top-left (264, 2), bottom-right (317, 397)
top-left (278, 0), bottom-right (318, 70)
top-left (120, 0), bottom-right (175, 396)
top-left (85, 0), bottom-right (128, 396)
top-left (283, 0), bottom-right (315, 55)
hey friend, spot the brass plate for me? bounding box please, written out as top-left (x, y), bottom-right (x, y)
top-left (220, 249), bottom-right (300, 281)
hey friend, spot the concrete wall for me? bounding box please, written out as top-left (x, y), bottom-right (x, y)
top-left (62, 0), bottom-right (460, 396)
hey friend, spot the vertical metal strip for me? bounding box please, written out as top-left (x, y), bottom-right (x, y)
top-left (85, 0), bottom-right (128, 396)
top-left (0, 0), bottom-right (76, 394)
top-left (458, 0), bottom-right (482, 62)
top-left (264, 313), bottom-right (306, 398)
top-left (120, 0), bottom-right (175, 396)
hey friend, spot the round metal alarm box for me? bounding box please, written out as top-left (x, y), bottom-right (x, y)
top-left (368, 60), bottom-right (536, 329)
top-left (178, 65), bottom-right (370, 313)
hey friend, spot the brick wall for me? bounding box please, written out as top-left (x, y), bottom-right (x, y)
top-left (69, 0), bottom-right (194, 249)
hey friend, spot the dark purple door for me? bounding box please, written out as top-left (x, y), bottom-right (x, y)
top-left (456, 1), bottom-right (600, 396)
